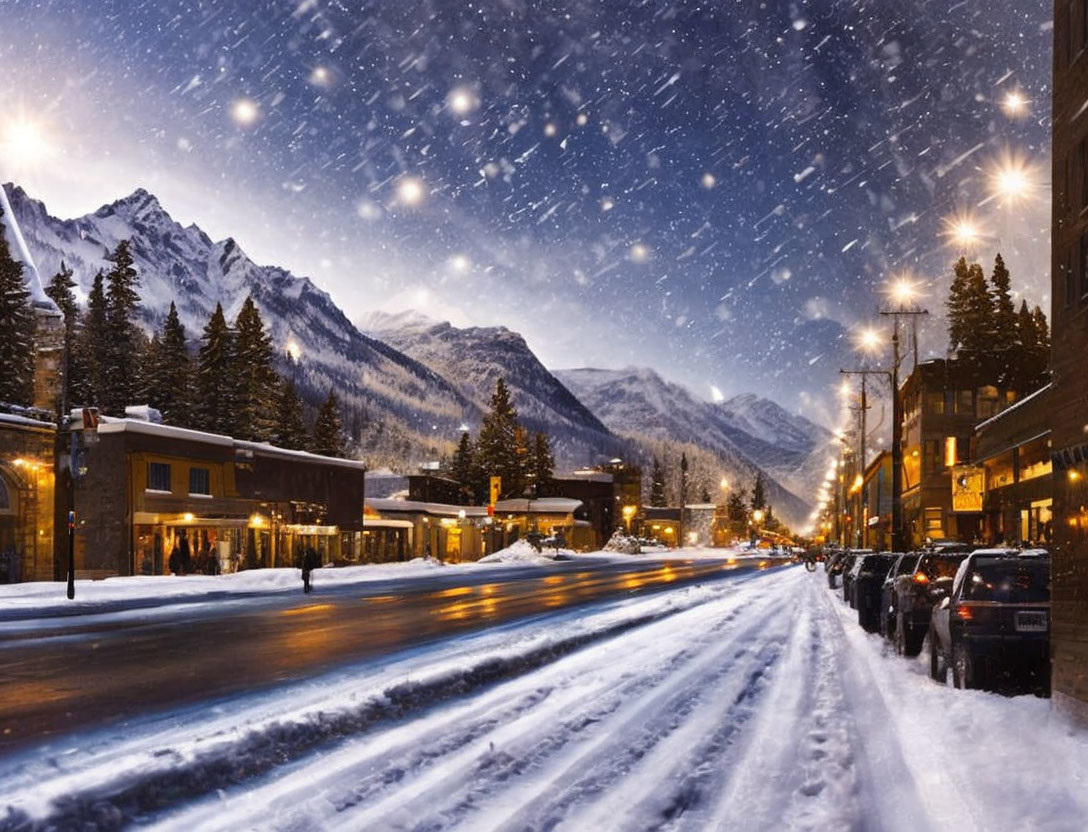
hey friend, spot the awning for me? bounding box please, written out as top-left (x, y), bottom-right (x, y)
top-left (975, 429), bottom-right (1051, 464)
top-left (363, 517), bottom-right (414, 530)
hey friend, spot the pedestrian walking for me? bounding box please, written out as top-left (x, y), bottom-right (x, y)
top-left (301, 546), bottom-right (320, 593)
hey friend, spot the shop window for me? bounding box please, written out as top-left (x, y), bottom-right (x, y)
top-left (148, 462), bottom-right (171, 492)
top-left (923, 440), bottom-right (941, 476)
top-left (189, 467), bottom-right (211, 496)
top-left (977, 386), bottom-right (1001, 419)
top-left (924, 507), bottom-right (944, 537)
top-left (925, 391), bottom-right (944, 416)
top-left (955, 389), bottom-right (973, 415)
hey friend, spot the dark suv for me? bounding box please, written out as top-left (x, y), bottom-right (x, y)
top-left (848, 554), bottom-right (898, 631)
top-left (839, 549), bottom-right (873, 601)
top-left (891, 550), bottom-right (971, 656)
top-left (879, 553), bottom-right (920, 639)
top-left (928, 551), bottom-right (1050, 693)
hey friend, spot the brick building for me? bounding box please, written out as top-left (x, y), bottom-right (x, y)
top-left (899, 359), bottom-right (1017, 547)
top-left (1050, 0), bottom-right (1088, 720)
top-left (0, 411), bottom-right (56, 582)
top-left (972, 384), bottom-right (1053, 547)
top-left (65, 415), bottom-right (366, 577)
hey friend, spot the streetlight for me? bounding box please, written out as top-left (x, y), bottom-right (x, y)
top-left (942, 212), bottom-right (986, 253)
top-left (986, 150), bottom-right (1039, 208)
top-left (1000, 90), bottom-right (1028, 119)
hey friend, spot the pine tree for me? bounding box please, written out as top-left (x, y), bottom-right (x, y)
top-left (474, 377), bottom-right (524, 498)
top-left (960, 262), bottom-right (995, 355)
top-left (1022, 305), bottom-right (1051, 393)
top-left (45, 262), bottom-right (81, 413)
top-left (73, 271), bottom-right (108, 407)
top-left (727, 489), bottom-right (748, 522)
top-left (528, 431), bottom-right (555, 497)
top-left (193, 303), bottom-right (236, 434)
top-left (0, 204), bottom-right (35, 406)
top-left (679, 452), bottom-right (690, 507)
top-left (101, 240), bottom-right (142, 415)
top-left (232, 296), bottom-right (278, 441)
top-left (649, 457), bottom-right (667, 507)
top-left (144, 302), bottom-right (193, 426)
top-left (947, 256), bottom-right (971, 354)
top-left (451, 431), bottom-right (474, 485)
top-left (990, 254), bottom-right (1016, 344)
top-left (312, 389), bottom-right (345, 457)
top-left (272, 377), bottom-right (309, 450)
top-left (751, 473), bottom-right (767, 511)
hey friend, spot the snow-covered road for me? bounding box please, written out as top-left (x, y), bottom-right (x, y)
top-left (3, 566), bottom-right (1086, 831)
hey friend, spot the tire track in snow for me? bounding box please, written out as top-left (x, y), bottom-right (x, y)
top-left (319, 581), bottom-right (787, 831)
top-left (139, 570), bottom-right (783, 832)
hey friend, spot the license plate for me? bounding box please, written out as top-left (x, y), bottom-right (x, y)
top-left (1015, 611), bottom-right (1047, 632)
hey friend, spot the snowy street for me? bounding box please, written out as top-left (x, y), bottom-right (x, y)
top-left (3, 564), bottom-right (1086, 831)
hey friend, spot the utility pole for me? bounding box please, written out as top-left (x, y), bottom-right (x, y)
top-left (840, 369), bottom-right (887, 549)
top-left (879, 305), bottom-right (929, 552)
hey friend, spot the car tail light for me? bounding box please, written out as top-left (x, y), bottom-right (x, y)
top-left (956, 604), bottom-right (974, 621)
top-left (913, 572), bottom-right (929, 585)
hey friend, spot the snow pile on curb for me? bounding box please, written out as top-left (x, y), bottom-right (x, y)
top-left (479, 539), bottom-right (572, 564)
top-left (0, 558), bottom-right (454, 616)
top-left (603, 530), bottom-right (642, 554)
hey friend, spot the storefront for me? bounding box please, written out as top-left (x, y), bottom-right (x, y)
top-left (69, 416), bottom-right (366, 578)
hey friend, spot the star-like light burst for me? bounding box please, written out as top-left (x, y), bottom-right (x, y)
top-left (231, 98), bottom-right (260, 127)
top-left (629, 242), bottom-right (651, 262)
top-left (395, 176), bottom-right (426, 207)
top-left (985, 149), bottom-right (1041, 208)
top-left (446, 86), bottom-right (479, 116)
top-left (1000, 89), bottom-right (1029, 119)
top-left (0, 114), bottom-right (56, 174)
top-left (941, 211), bottom-right (987, 252)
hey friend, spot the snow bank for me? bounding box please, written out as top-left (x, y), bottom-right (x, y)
top-left (0, 558), bottom-right (455, 618)
top-left (478, 538), bottom-right (572, 564)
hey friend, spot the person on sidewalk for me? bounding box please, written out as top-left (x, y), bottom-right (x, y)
top-left (301, 546), bottom-right (321, 593)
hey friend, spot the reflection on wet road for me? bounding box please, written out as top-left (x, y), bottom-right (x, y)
top-left (0, 557), bottom-right (785, 750)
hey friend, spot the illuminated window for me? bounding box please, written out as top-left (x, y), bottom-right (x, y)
top-left (945, 437), bottom-right (957, 468)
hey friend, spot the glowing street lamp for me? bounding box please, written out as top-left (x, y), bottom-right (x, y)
top-left (856, 326), bottom-right (883, 355)
top-left (752, 509), bottom-right (765, 524)
top-left (1000, 90), bottom-right (1028, 119)
top-left (942, 212), bottom-right (986, 252)
top-left (987, 151), bottom-right (1039, 207)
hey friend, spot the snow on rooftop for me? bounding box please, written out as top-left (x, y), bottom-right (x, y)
top-left (93, 418), bottom-right (367, 470)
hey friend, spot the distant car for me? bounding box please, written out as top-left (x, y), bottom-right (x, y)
top-left (849, 553), bottom-right (897, 631)
top-left (879, 553), bottom-right (921, 639)
top-left (892, 550), bottom-right (971, 656)
top-left (928, 552), bottom-right (1050, 693)
top-left (840, 549), bottom-right (873, 603)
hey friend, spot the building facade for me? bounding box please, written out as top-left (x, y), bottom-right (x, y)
top-left (973, 384), bottom-right (1053, 547)
top-left (860, 451), bottom-right (892, 551)
top-left (0, 412), bottom-right (56, 582)
top-left (899, 359), bottom-right (1017, 547)
top-left (1050, 0), bottom-right (1088, 720)
top-left (66, 416), bottom-right (366, 578)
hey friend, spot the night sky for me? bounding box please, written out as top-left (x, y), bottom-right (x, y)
top-left (0, 0), bottom-right (1052, 425)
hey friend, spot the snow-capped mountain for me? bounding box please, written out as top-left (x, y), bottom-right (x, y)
top-left (555, 367), bottom-right (818, 525)
top-left (362, 311), bottom-right (625, 469)
top-left (714, 393), bottom-right (834, 500)
top-left (5, 183), bottom-right (474, 462)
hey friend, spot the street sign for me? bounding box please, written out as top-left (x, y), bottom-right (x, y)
top-left (951, 465), bottom-right (984, 513)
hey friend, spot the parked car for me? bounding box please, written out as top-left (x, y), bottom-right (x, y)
top-left (928, 551), bottom-right (1050, 693)
top-left (879, 553), bottom-right (920, 640)
top-left (849, 553), bottom-right (898, 631)
top-left (827, 551), bottom-right (856, 590)
top-left (891, 550), bottom-right (971, 656)
top-left (840, 549), bottom-right (873, 603)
